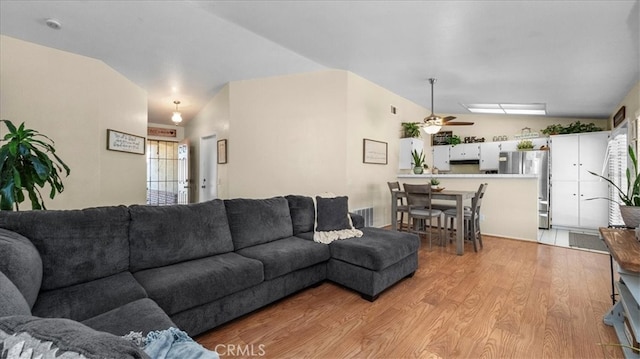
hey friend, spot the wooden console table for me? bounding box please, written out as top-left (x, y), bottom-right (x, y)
top-left (599, 228), bottom-right (640, 358)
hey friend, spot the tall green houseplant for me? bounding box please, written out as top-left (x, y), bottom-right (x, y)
top-left (0, 120), bottom-right (70, 210)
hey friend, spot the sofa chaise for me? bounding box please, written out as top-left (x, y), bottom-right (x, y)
top-left (0, 195), bottom-right (419, 357)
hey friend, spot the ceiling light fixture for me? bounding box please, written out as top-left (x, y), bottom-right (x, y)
top-left (464, 103), bottom-right (547, 116)
top-left (171, 100), bottom-right (182, 125)
top-left (45, 18), bottom-right (62, 30)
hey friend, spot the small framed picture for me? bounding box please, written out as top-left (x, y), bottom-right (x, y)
top-left (362, 138), bottom-right (387, 165)
top-left (613, 106), bottom-right (626, 128)
top-left (217, 139), bottom-right (227, 164)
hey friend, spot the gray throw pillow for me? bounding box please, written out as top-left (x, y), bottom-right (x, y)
top-left (315, 196), bottom-right (351, 231)
top-left (0, 228), bottom-right (42, 308)
top-left (0, 271), bottom-right (31, 317)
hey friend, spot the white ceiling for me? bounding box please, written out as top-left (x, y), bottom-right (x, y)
top-left (1, 0), bottom-right (638, 126)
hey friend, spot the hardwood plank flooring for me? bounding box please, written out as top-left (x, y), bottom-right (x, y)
top-left (196, 235), bottom-right (623, 358)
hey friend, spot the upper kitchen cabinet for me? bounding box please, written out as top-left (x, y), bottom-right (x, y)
top-left (449, 143), bottom-right (480, 161)
top-left (479, 142), bottom-right (501, 171)
top-left (551, 132), bottom-right (609, 182)
top-left (399, 138), bottom-right (424, 170)
top-left (432, 145), bottom-right (450, 172)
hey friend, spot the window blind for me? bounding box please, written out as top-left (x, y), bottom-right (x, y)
top-left (607, 132), bottom-right (628, 226)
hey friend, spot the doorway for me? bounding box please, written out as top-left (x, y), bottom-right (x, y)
top-left (199, 134), bottom-right (218, 202)
top-left (146, 140), bottom-right (179, 205)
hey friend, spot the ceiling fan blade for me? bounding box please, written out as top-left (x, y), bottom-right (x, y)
top-left (442, 122), bottom-right (474, 126)
top-left (442, 116), bottom-right (457, 122)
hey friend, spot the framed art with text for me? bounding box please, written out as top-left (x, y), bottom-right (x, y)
top-left (106, 129), bottom-right (145, 155)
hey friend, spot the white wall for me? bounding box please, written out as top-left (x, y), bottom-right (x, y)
top-left (0, 35), bottom-right (147, 209)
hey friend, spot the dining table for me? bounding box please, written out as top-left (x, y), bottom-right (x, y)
top-left (390, 188), bottom-right (477, 255)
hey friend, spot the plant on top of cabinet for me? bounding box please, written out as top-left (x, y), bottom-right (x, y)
top-left (517, 139), bottom-right (534, 150)
top-left (411, 149), bottom-right (426, 174)
top-left (588, 145), bottom-right (640, 227)
top-left (401, 122), bottom-right (421, 138)
top-left (447, 135), bottom-right (461, 145)
top-left (541, 121), bottom-right (603, 136)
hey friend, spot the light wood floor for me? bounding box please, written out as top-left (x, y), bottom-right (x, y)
top-left (196, 235), bottom-right (623, 358)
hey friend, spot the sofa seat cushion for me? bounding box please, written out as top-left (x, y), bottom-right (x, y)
top-left (0, 228), bottom-right (42, 308)
top-left (82, 298), bottom-right (175, 337)
top-left (236, 236), bottom-right (330, 280)
top-left (129, 200), bottom-right (234, 272)
top-left (32, 271), bottom-right (147, 322)
top-left (0, 206), bottom-right (131, 291)
top-left (133, 253), bottom-right (263, 315)
top-left (225, 197), bottom-right (294, 250)
top-left (329, 227), bottom-right (420, 271)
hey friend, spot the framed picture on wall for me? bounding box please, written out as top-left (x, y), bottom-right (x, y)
top-left (106, 129), bottom-right (145, 155)
top-left (362, 138), bottom-right (387, 164)
top-left (217, 139), bottom-right (227, 164)
top-left (613, 106), bottom-right (626, 128)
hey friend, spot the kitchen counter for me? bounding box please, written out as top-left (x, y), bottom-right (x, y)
top-left (397, 174), bottom-right (539, 241)
top-left (398, 173), bottom-right (538, 179)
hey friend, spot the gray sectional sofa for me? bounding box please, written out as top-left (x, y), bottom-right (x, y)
top-left (0, 195), bottom-right (419, 355)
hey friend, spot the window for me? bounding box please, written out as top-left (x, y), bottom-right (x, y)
top-left (147, 140), bottom-right (179, 206)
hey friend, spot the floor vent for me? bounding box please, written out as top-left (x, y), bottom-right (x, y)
top-left (353, 207), bottom-right (374, 227)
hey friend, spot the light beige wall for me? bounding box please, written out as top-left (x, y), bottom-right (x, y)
top-left (226, 70), bottom-right (349, 198)
top-left (0, 35), bottom-right (147, 209)
top-left (345, 72), bottom-right (429, 225)
top-left (184, 85), bottom-right (230, 202)
top-left (610, 80), bottom-right (640, 141)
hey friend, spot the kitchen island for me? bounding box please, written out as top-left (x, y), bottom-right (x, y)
top-left (398, 173), bottom-right (539, 241)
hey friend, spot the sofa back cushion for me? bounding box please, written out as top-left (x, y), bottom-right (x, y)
top-left (0, 206), bottom-right (130, 291)
top-left (224, 197), bottom-right (294, 250)
top-left (285, 195), bottom-right (316, 235)
top-left (0, 228), bottom-right (42, 308)
top-left (128, 200), bottom-right (234, 272)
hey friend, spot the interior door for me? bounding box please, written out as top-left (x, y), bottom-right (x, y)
top-left (199, 134), bottom-right (218, 202)
top-left (177, 140), bottom-right (189, 204)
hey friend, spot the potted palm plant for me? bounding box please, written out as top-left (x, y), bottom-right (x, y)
top-left (401, 122), bottom-right (421, 138)
top-left (411, 149), bottom-right (425, 174)
top-left (0, 120), bottom-right (70, 210)
top-left (588, 145), bottom-right (640, 227)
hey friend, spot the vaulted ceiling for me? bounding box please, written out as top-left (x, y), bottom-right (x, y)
top-left (1, 1), bottom-right (638, 125)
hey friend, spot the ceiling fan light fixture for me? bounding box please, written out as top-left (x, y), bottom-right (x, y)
top-left (423, 124), bottom-right (441, 134)
top-left (171, 100), bottom-right (182, 125)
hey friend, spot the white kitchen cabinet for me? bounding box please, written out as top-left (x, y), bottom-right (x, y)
top-left (498, 140), bottom-right (518, 152)
top-left (449, 143), bottom-right (480, 161)
top-left (550, 131), bottom-right (610, 229)
top-left (432, 145), bottom-right (450, 172)
top-left (479, 142), bottom-right (502, 171)
top-left (399, 138), bottom-right (424, 170)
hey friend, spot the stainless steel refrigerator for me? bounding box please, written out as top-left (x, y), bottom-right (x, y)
top-left (498, 150), bottom-right (550, 229)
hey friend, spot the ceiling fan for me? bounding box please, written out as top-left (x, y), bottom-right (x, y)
top-left (421, 78), bottom-right (474, 134)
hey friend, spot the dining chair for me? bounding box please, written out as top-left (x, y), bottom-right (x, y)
top-left (388, 181), bottom-right (409, 231)
top-left (443, 183), bottom-right (488, 252)
top-left (403, 183), bottom-right (443, 249)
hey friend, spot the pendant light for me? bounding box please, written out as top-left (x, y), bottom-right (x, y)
top-left (171, 100), bottom-right (182, 125)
